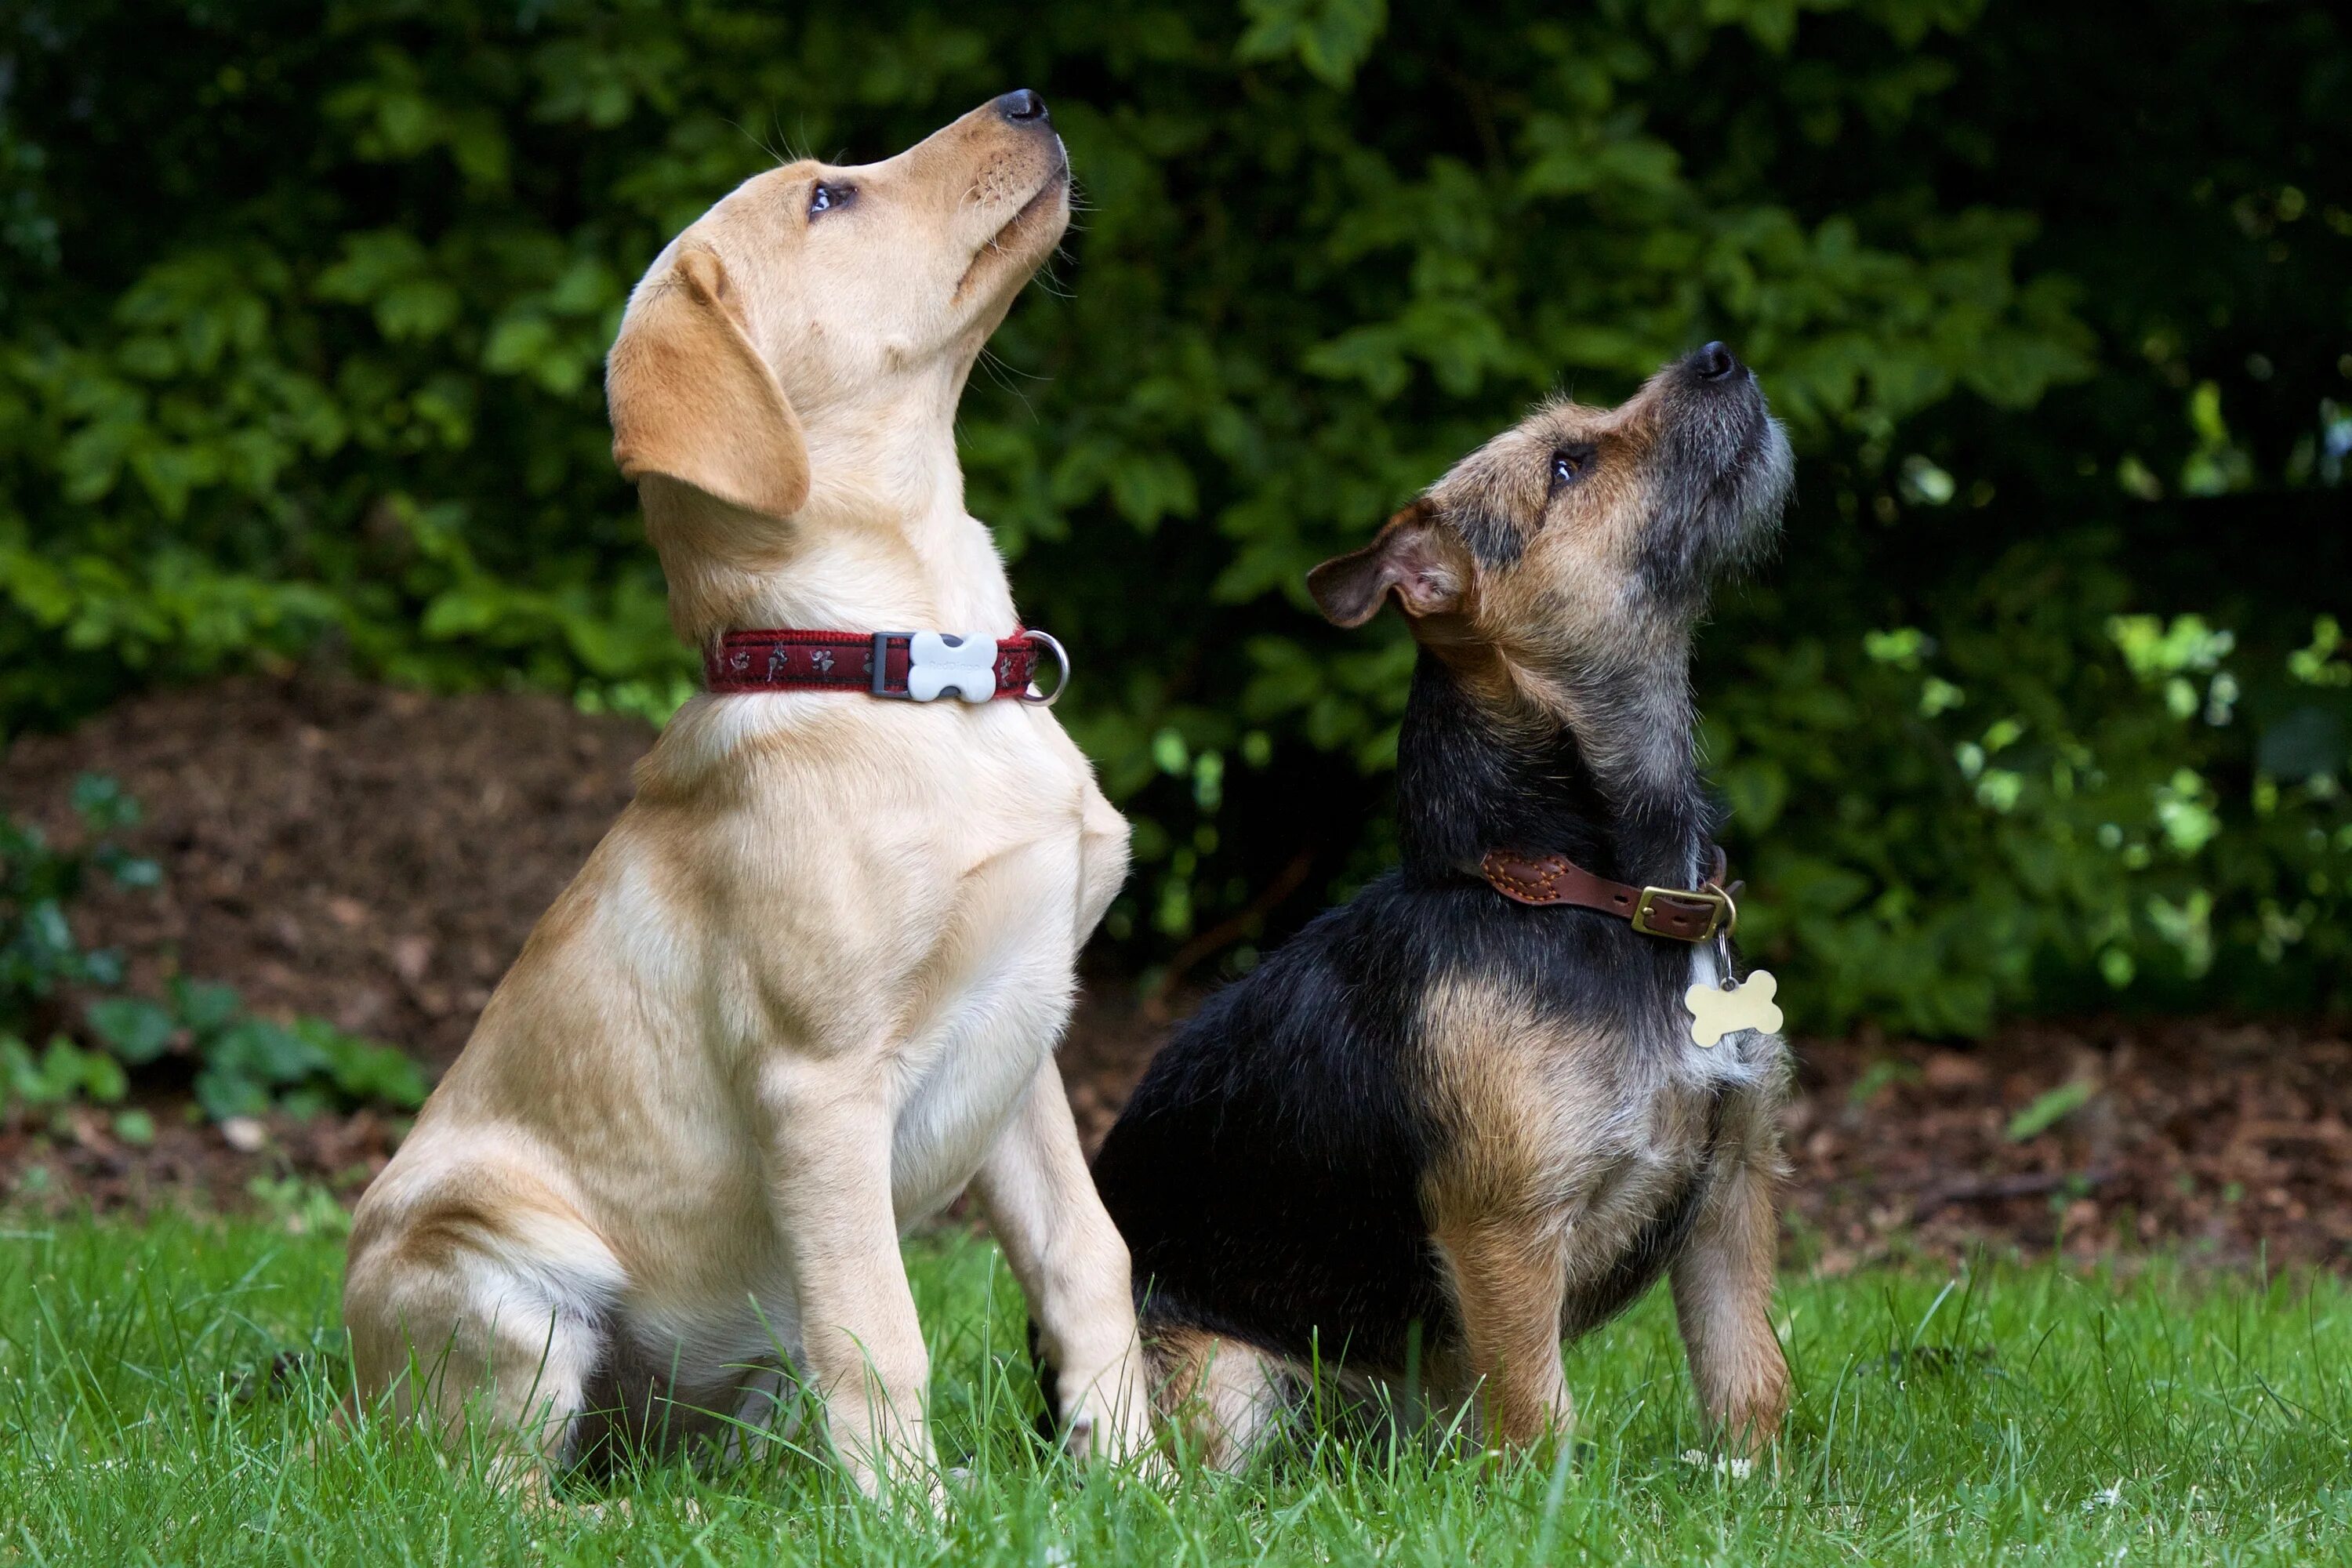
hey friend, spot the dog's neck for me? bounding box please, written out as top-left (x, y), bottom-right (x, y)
top-left (648, 366), bottom-right (1020, 648)
top-left (1396, 645), bottom-right (1715, 891)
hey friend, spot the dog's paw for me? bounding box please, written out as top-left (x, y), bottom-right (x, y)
top-left (1062, 1410), bottom-right (1098, 1465)
top-left (1062, 1406), bottom-right (1176, 1486)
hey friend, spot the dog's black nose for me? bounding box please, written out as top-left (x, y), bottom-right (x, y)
top-left (1693, 341), bottom-right (1740, 381)
top-left (995, 89), bottom-right (1050, 125)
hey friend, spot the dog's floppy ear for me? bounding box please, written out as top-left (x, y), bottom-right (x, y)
top-left (607, 249), bottom-right (809, 518)
top-left (1307, 500), bottom-right (1468, 627)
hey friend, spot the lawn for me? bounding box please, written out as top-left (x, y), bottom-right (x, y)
top-left (2, 1209), bottom-right (2347, 1566)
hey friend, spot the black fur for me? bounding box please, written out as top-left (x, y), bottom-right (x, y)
top-left (1082, 344), bottom-right (1793, 1431)
top-left (1091, 652), bottom-right (1720, 1377)
top-left (1454, 503), bottom-right (1526, 568)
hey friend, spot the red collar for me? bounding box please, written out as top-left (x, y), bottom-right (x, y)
top-left (705, 628), bottom-right (1068, 705)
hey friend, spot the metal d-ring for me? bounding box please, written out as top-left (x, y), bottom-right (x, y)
top-left (1020, 630), bottom-right (1070, 706)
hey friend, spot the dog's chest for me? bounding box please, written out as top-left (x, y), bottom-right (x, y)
top-left (880, 834), bottom-right (1090, 1223)
top-left (1560, 1053), bottom-right (1713, 1193)
top-left (691, 706), bottom-right (1099, 1213)
top-left (885, 946), bottom-right (1075, 1221)
top-left (1538, 1013), bottom-right (1783, 1328)
top-left (1525, 1054), bottom-right (1724, 1329)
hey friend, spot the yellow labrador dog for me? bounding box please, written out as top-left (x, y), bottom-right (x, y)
top-left (344, 89), bottom-right (1150, 1494)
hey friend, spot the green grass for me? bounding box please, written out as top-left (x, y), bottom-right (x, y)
top-left (2, 1210), bottom-right (2349, 1566)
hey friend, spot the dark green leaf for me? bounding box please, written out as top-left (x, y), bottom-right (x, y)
top-left (85, 997), bottom-right (176, 1064)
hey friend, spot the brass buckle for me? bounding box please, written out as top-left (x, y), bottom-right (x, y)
top-left (1631, 884), bottom-right (1735, 942)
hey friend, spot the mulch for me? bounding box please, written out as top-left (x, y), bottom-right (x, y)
top-left (5, 675), bottom-right (2347, 1272)
top-left (1788, 1020), bottom-right (2352, 1272)
top-left (3, 674), bottom-right (649, 1068)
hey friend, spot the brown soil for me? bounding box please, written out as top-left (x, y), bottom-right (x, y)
top-left (3, 674), bottom-right (651, 1069)
top-left (5, 676), bottom-right (2347, 1272)
top-left (1787, 1020), bottom-right (2352, 1272)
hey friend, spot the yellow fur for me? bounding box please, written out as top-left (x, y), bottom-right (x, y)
top-left (344, 97), bottom-right (1150, 1496)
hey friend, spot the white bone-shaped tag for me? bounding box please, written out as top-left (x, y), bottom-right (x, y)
top-left (1686, 969), bottom-right (1781, 1048)
top-left (906, 631), bottom-right (997, 702)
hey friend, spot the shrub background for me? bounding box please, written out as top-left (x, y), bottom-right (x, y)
top-left (2, 0), bottom-right (2346, 1035)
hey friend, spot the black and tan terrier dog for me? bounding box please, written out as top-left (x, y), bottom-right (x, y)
top-left (1087, 342), bottom-right (1795, 1466)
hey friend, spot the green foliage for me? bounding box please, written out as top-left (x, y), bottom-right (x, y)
top-left (2005, 1078), bottom-right (2093, 1142)
top-left (2, 1), bottom-right (2345, 1032)
top-left (1709, 576), bottom-right (2352, 1033)
top-left (83, 977), bottom-right (428, 1123)
top-left (1, 1036), bottom-right (129, 1114)
top-left (1, 775), bottom-right (146, 1029)
top-left (0, 777), bottom-right (426, 1124)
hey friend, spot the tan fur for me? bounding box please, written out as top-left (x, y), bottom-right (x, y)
top-left (608, 249), bottom-right (811, 523)
top-left (1269, 377), bottom-right (1791, 1461)
top-left (1668, 1092), bottom-right (1792, 1452)
top-left (343, 97), bottom-right (1152, 1497)
top-left (1415, 975), bottom-right (1755, 1446)
top-left (1425, 1215), bottom-right (1573, 1446)
top-left (1149, 1327), bottom-right (1291, 1470)
top-left (1396, 394), bottom-right (1790, 1456)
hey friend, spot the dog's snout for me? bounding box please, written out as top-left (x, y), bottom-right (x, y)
top-left (1691, 341), bottom-right (1741, 383)
top-left (994, 88), bottom-right (1051, 126)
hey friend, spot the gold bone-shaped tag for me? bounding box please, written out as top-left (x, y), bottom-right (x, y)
top-left (1686, 970), bottom-right (1781, 1048)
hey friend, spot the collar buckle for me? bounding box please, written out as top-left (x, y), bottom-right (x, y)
top-left (1632, 883), bottom-right (1737, 942)
top-left (869, 631), bottom-right (911, 699)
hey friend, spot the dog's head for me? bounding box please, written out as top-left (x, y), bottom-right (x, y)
top-left (605, 90), bottom-right (1069, 526)
top-left (1308, 344), bottom-right (1791, 674)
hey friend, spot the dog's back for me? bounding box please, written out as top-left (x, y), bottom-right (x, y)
top-left (1094, 814), bottom-right (1731, 1388)
top-left (1095, 880), bottom-right (1450, 1370)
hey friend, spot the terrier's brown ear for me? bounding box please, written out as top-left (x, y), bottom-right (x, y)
top-left (1306, 501), bottom-right (1468, 627)
top-left (607, 249), bottom-right (809, 518)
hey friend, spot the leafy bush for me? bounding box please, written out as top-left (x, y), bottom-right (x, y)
top-left (85, 978), bottom-right (427, 1123)
top-left (0, 776), bottom-right (425, 1129)
top-left (0, 774), bottom-right (150, 1005)
top-left (1, 1), bottom-right (2345, 1032)
top-left (1711, 588), bottom-right (2351, 1034)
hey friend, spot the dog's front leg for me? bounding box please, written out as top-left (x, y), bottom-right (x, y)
top-left (1433, 1219), bottom-right (1573, 1448)
top-left (1668, 1098), bottom-right (1790, 1457)
top-left (972, 1059), bottom-right (1154, 1465)
top-left (760, 1070), bottom-right (937, 1496)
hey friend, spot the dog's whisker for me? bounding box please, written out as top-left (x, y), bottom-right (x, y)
top-left (1029, 252), bottom-right (1078, 301)
top-left (972, 350), bottom-right (1045, 419)
top-left (977, 344), bottom-right (1050, 389)
top-left (725, 116), bottom-right (790, 169)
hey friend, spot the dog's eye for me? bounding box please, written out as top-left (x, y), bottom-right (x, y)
top-left (808, 181), bottom-right (855, 219)
top-left (1549, 446), bottom-right (1595, 490)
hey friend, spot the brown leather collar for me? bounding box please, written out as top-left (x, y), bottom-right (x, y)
top-left (706, 628), bottom-right (1067, 703)
top-left (1472, 845), bottom-right (1737, 942)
